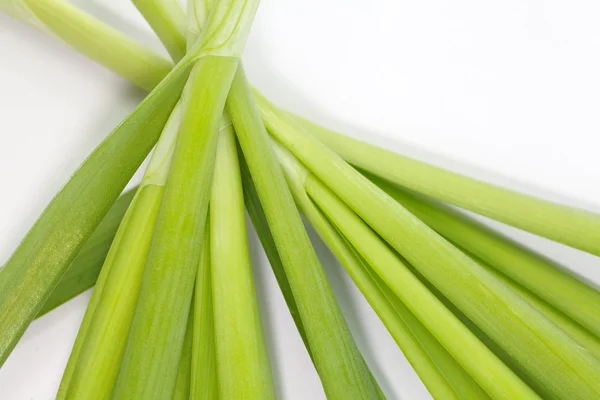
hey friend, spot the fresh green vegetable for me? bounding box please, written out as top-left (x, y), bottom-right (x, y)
top-left (210, 124), bottom-right (276, 399)
top-left (0, 53), bottom-right (191, 366)
top-left (132, 0), bottom-right (187, 61)
top-left (229, 68), bottom-right (382, 398)
top-left (277, 144), bottom-right (489, 400)
top-left (35, 189), bottom-right (136, 317)
top-left (290, 114), bottom-right (600, 256)
top-left (57, 104), bottom-right (181, 400)
top-left (277, 146), bottom-right (530, 399)
top-left (369, 175), bottom-right (600, 339)
top-left (258, 95), bottom-right (600, 400)
top-left (112, 1), bottom-right (260, 397)
top-left (0, 0), bottom-right (172, 91)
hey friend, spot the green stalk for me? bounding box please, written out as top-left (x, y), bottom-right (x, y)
top-left (9, 0), bottom-right (598, 257)
top-left (132, 0), bottom-right (187, 61)
top-left (0, 50), bottom-right (192, 366)
top-left (239, 157), bottom-right (309, 352)
top-left (304, 175), bottom-right (538, 400)
top-left (35, 189), bottom-right (136, 317)
top-left (210, 125), bottom-right (276, 399)
top-left (174, 311), bottom-right (194, 400)
top-left (290, 114), bottom-right (600, 256)
top-left (257, 95), bottom-right (600, 400)
top-left (278, 146), bottom-right (488, 400)
top-left (57, 104), bottom-right (181, 400)
top-left (15, 2), bottom-right (598, 322)
top-left (191, 227), bottom-right (217, 400)
top-left (474, 258), bottom-right (600, 361)
top-left (0, 0), bottom-right (172, 91)
top-left (228, 68), bottom-right (382, 398)
top-left (113, 3), bottom-right (259, 397)
top-left (369, 176), bottom-right (600, 339)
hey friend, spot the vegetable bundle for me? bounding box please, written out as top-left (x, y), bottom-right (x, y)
top-left (1, 1), bottom-right (599, 399)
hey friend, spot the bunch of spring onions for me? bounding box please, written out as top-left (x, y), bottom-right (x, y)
top-left (1, 0), bottom-right (599, 399)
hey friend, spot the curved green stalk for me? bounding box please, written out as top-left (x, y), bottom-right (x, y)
top-left (369, 176), bottom-right (600, 340)
top-left (257, 95), bottom-right (600, 400)
top-left (278, 146), bottom-right (488, 400)
top-left (0, 0), bottom-right (172, 91)
top-left (290, 115), bottom-right (600, 256)
top-left (0, 53), bottom-right (191, 367)
top-left (210, 125), bottom-right (276, 399)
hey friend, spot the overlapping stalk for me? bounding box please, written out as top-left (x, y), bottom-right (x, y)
top-left (112, 1), bottom-right (260, 398)
top-left (0, 47), bottom-right (193, 366)
top-left (291, 115), bottom-right (600, 256)
top-left (138, 0), bottom-right (384, 396)
top-left (2, 2), bottom-right (600, 400)
top-left (369, 175), bottom-right (600, 338)
top-left (36, 189), bottom-right (136, 317)
top-left (228, 68), bottom-right (382, 398)
top-left (257, 96), bottom-right (600, 400)
top-left (56, 105), bottom-right (181, 400)
top-left (277, 144), bottom-right (490, 400)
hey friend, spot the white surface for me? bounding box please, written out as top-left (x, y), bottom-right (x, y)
top-left (1, 0), bottom-right (600, 399)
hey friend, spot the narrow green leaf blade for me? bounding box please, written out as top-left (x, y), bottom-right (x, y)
top-left (0, 61), bottom-right (190, 366)
top-left (35, 188), bottom-right (136, 317)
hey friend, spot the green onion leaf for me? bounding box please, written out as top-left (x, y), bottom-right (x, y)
top-left (291, 114), bottom-right (600, 256)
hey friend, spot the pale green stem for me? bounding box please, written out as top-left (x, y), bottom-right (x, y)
top-left (474, 258), bottom-right (600, 361)
top-left (112, 59), bottom-right (235, 399)
top-left (369, 175), bottom-right (600, 340)
top-left (132, 0), bottom-right (187, 61)
top-left (210, 125), bottom-right (276, 399)
top-left (112, 0), bottom-right (260, 394)
top-left (277, 145), bottom-right (488, 400)
top-left (191, 226), bottom-right (218, 400)
top-left (257, 94), bottom-right (600, 400)
top-left (9, 0), bottom-right (599, 258)
top-left (290, 115), bottom-right (600, 256)
top-left (304, 174), bottom-right (538, 400)
top-left (0, 0), bottom-right (172, 91)
top-left (57, 104), bottom-right (181, 400)
top-left (228, 67), bottom-right (382, 398)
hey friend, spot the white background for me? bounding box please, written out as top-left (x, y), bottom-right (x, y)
top-left (1, 0), bottom-right (600, 399)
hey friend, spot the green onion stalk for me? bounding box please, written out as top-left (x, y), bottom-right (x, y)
top-left (257, 98), bottom-right (600, 400)
top-left (137, 0), bottom-right (385, 397)
top-left (56, 104), bottom-right (181, 400)
top-left (6, 0), bottom-right (598, 332)
top-left (112, 1), bottom-right (261, 399)
top-left (276, 143), bottom-right (490, 400)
